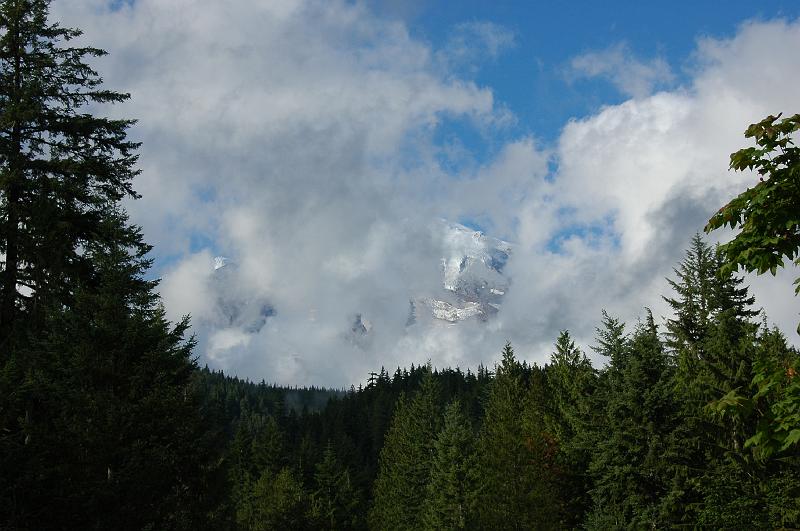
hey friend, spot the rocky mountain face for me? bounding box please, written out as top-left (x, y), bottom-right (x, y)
top-left (415, 221), bottom-right (510, 324)
top-left (206, 221), bottom-right (511, 344)
top-left (209, 257), bottom-right (274, 333)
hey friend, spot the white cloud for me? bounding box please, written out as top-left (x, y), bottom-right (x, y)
top-left (522, 19), bottom-right (800, 361)
top-left (52, 2), bottom-right (800, 384)
top-left (568, 42), bottom-right (675, 98)
top-left (159, 250), bottom-right (215, 322)
top-left (442, 21), bottom-right (516, 64)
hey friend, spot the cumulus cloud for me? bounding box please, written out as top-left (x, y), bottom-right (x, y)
top-left (568, 42), bottom-right (675, 98)
top-left (53, 2), bottom-right (800, 385)
top-left (524, 19), bottom-right (800, 361)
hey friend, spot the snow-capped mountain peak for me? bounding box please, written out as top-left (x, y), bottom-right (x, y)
top-left (213, 256), bottom-right (228, 270)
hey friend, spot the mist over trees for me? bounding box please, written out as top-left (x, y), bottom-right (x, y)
top-left (2, 0), bottom-right (799, 529)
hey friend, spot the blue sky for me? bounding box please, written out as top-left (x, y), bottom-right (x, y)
top-left (56, 0), bottom-right (800, 385)
top-left (398, 0), bottom-right (800, 239)
top-left (403, 0), bottom-right (799, 141)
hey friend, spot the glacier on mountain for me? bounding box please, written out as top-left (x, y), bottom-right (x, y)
top-left (202, 220), bottom-right (511, 353)
top-left (419, 220), bottom-right (511, 323)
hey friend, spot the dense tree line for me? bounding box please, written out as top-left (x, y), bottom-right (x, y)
top-left (189, 236), bottom-right (800, 528)
top-left (2, 1), bottom-right (799, 528)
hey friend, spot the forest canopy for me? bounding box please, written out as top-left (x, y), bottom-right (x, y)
top-left (1, 0), bottom-right (799, 529)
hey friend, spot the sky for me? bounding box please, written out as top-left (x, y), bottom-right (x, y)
top-left (54, 0), bottom-right (800, 386)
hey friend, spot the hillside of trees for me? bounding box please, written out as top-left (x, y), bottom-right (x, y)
top-left (183, 235), bottom-right (800, 529)
top-left (1, 1), bottom-right (799, 529)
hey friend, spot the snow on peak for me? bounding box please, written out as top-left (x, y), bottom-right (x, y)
top-left (422, 298), bottom-right (484, 323)
top-left (404, 220), bottom-right (514, 324)
top-left (439, 221), bottom-right (510, 294)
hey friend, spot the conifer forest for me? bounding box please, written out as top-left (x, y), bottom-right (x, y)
top-left (1, 1), bottom-right (800, 529)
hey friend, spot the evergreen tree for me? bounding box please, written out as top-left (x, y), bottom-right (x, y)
top-left (230, 412), bottom-right (294, 529)
top-left (472, 343), bottom-right (560, 530)
top-left (706, 325), bottom-right (800, 528)
top-left (0, 2), bottom-right (215, 527)
top-left (664, 236), bottom-right (759, 444)
top-left (2, 237), bottom-right (216, 529)
top-left (251, 414), bottom-right (287, 475)
top-left (246, 467), bottom-right (308, 531)
top-left (369, 366), bottom-right (442, 530)
top-left (308, 443), bottom-right (362, 530)
top-left (586, 310), bottom-right (675, 529)
top-left (663, 234), bottom-right (716, 350)
top-left (662, 235), bottom-right (764, 526)
top-left (545, 330), bottom-right (596, 527)
top-left (520, 362), bottom-right (562, 528)
top-left (421, 400), bottom-right (474, 530)
top-left (0, 0), bottom-right (141, 344)
top-left (663, 234), bottom-right (757, 353)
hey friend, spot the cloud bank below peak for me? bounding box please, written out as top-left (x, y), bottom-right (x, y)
top-left (53, 2), bottom-right (800, 385)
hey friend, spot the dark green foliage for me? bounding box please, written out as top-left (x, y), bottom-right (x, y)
top-left (421, 400), bottom-right (474, 530)
top-left (369, 367), bottom-right (442, 530)
top-left (745, 328), bottom-right (800, 458)
top-left (706, 326), bottom-right (800, 527)
top-left (227, 411), bottom-right (312, 530)
top-left (586, 310), bottom-right (675, 529)
top-left (0, 0), bottom-right (141, 344)
top-left (545, 331), bottom-right (596, 527)
top-left (659, 235), bottom-right (800, 527)
top-left (663, 234), bottom-right (757, 352)
top-left (244, 467), bottom-right (308, 530)
top-left (190, 363), bottom-right (491, 530)
top-left (308, 443), bottom-right (362, 530)
top-left (472, 343), bottom-right (561, 530)
top-left (706, 113), bottom-right (800, 294)
top-left (661, 236), bottom-right (753, 525)
top-left (185, 257), bottom-right (799, 529)
top-left (519, 363), bottom-right (563, 529)
top-left (0, 2), bottom-right (229, 528)
top-left (548, 330), bottom-right (596, 443)
top-left (0, 230), bottom-right (219, 529)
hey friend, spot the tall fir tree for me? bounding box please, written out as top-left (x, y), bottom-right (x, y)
top-left (662, 235), bottom-right (764, 527)
top-left (369, 366), bottom-right (442, 530)
top-left (308, 442), bottom-right (362, 530)
top-left (0, 2), bottom-right (215, 527)
top-left (545, 330), bottom-right (596, 527)
top-left (520, 361), bottom-right (563, 529)
top-left (586, 310), bottom-right (675, 528)
top-left (0, 0), bottom-right (141, 344)
top-left (1, 230), bottom-right (219, 529)
top-left (471, 343), bottom-right (560, 530)
top-left (663, 234), bottom-right (757, 353)
top-left (420, 400), bottom-right (475, 530)
top-left (246, 467), bottom-right (308, 531)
